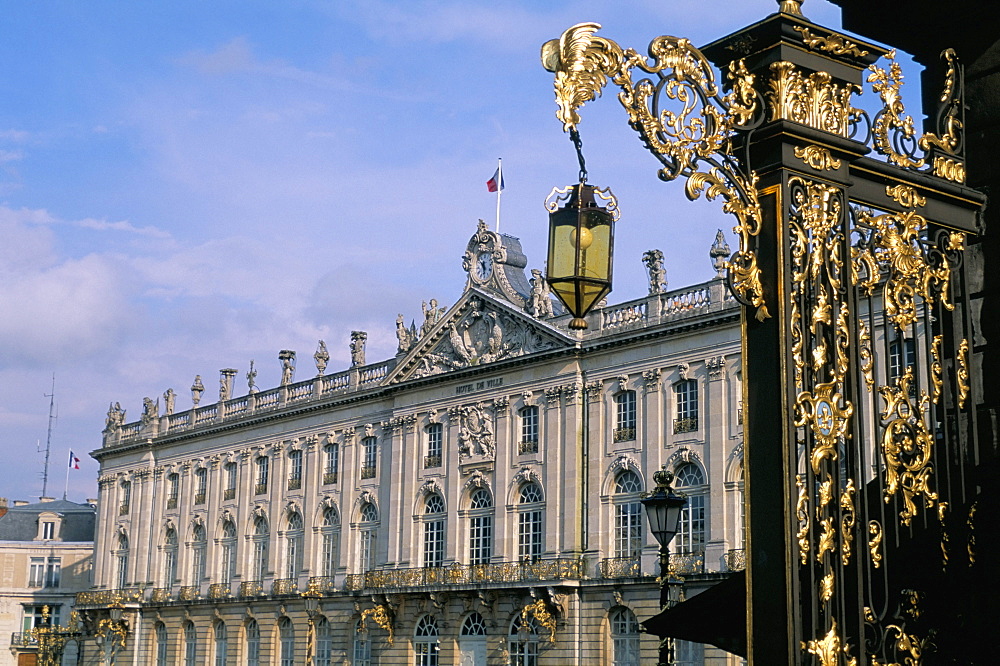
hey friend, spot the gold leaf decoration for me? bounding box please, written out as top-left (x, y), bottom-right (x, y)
top-left (794, 145), bottom-right (842, 171)
top-left (793, 26), bottom-right (870, 58)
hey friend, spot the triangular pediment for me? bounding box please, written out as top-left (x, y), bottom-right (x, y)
top-left (385, 289), bottom-right (575, 384)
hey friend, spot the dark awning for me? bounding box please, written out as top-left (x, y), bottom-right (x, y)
top-left (640, 571), bottom-right (747, 658)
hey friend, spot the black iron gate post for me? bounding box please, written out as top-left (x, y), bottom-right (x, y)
top-left (543, 1), bottom-right (985, 663)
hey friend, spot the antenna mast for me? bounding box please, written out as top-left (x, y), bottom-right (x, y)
top-left (41, 374), bottom-right (56, 499)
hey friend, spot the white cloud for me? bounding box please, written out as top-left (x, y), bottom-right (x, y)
top-left (76, 218), bottom-right (172, 239)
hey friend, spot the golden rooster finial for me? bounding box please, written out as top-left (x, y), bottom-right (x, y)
top-left (541, 22), bottom-right (624, 132)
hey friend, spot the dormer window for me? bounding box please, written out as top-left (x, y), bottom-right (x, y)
top-left (42, 521), bottom-right (55, 540)
top-left (35, 512), bottom-right (61, 541)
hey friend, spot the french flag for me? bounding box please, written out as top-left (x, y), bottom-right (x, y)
top-left (68, 451), bottom-right (80, 470)
top-left (486, 167), bottom-right (504, 193)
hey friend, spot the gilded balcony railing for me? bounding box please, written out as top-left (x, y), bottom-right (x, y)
top-left (208, 583), bottom-right (231, 599)
top-left (254, 483), bottom-right (267, 495)
top-left (323, 472), bottom-right (338, 485)
top-left (360, 466), bottom-right (376, 480)
top-left (271, 578), bottom-right (298, 596)
top-left (725, 548), bottom-right (746, 572)
top-left (178, 586), bottom-right (199, 601)
top-left (518, 440), bottom-right (539, 455)
top-left (673, 417), bottom-right (698, 434)
top-left (287, 477), bottom-right (302, 491)
top-left (166, 497), bottom-right (178, 510)
top-left (600, 556), bottom-right (643, 579)
top-left (423, 455), bottom-right (442, 469)
top-left (118, 503), bottom-right (129, 516)
top-left (223, 488), bottom-right (236, 500)
top-left (238, 581), bottom-right (263, 598)
top-left (669, 552), bottom-right (705, 575)
top-left (150, 587), bottom-right (171, 603)
top-left (345, 558), bottom-right (585, 592)
top-left (613, 427), bottom-right (636, 442)
top-left (194, 493), bottom-right (206, 505)
top-left (306, 576), bottom-right (338, 594)
top-left (76, 588), bottom-right (145, 606)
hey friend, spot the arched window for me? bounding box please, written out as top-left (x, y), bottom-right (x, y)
top-left (517, 482), bottom-right (544, 562)
top-left (183, 621), bottom-right (197, 666)
top-left (414, 615), bottom-right (439, 666)
top-left (354, 618), bottom-right (371, 666)
top-left (519, 406), bottom-right (539, 454)
top-left (213, 621), bottom-right (227, 666)
top-left (423, 494), bottom-right (446, 568)
top-left (614, 391), bottom-right (637, 441)
top-left (115, 531), bottom-right (129, 589)
top-left (674, 463), bottom-right (706, 557)
top-left (191, 523), bottom-right (207, 586)
top-left (278, 617), bottom-right (294, 666)
top-left (468, 488), bottom-right (493, 566)
top-left (320, 506), bottom-right (340, 577)
top-left (508, 614), bottom-right (541, 666)
top-left (674, 379), bottom-right (699, 433)
top-left (163, 527), bottom-right (178, 588)
top-left (252, 516), bottom-right (269, 581)
top-left (314, 616), bottom-right (332, 666)
top-left (425, 423), bottom-right (443, 468)
top-left (609, 607), bottom-right (640, 666)
top-left (459, 612), bottom-right (487, 666)
top-left (245, 619), bottom-right (260, 666)
top-left (613, 471), bottom-right (644, 558)
top-left (285, 512), bottom-right (303, 579)
top-left (361, 437), bottom-right (378, 479)
top-left (358, 503), bottom-right (379, 573)
top-left (155, 622), bottom-right (168, 666)
top-left (220, 520), bottom-right (237, 585)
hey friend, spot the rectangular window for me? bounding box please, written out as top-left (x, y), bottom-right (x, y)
top-left (425, 424), bottom-right (443, 468)
top-left (22, 605), bottom-right (60, 633)
top-left (194, 468), bottom-right (207, 505)
top-left (41, 521), bottom-right (55, 540)
top-left (167, 474), bottom-right (180, 509)
top-left (224, 464), bottom-right (236, 500)
top-left (518, 510), bottom-right (543, 562)
top-left (614, 391), bottom-right (637, 441)
top-left (28, 557), bottom-right (45, 587)
top-left (614, 502), bottom-right (643, 558)
top-left (192, 547), bottom-right (206, 585)
top-left (253, 541), bottom-right (268, 580)
top-left (221, 543), bottom-right (234, 585)
top-left (323, 443), bottom-right (339, 484)
top-left (674, 380), bottom-right (699, 433)
top-left (45, 558), bottom-right (61, 588)
top-left (469, 515), bottom-right (493, 566)
top-left (322, 533), bottom-right (338, 577)
top-left (119, 481), bottom-right (131, 515)
top-left (889, 337), bottom-right (917, 381)
top-left (255, 457), bottom-right (269, 495)
top-left (359, 530), bottom-right (376, 572)
top-left (677, 494), bottom-right (706, 554)
top-left (288, 450), bottom-right (302, 490)
top-left (361, 437), bottom-right (377, 479)
top-left (424, 519), bottom-right (445, 567)
top-left (519, 406), bottom-right (539, 454)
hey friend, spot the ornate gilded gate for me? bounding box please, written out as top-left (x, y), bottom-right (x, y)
top-left (542, 2), bottom-right (985, 663)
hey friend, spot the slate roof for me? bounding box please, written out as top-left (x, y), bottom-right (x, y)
top-left (0, 499), bottom-right (96, 542)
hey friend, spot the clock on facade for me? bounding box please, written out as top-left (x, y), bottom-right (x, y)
top-left (475, 252), bottom-right (494, 281)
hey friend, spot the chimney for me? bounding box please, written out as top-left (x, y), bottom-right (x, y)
top-left (13, 500), bottom-right (29, 507)
top-left (39, 497), bottom-right (55, 503)
top-left (0, 497), bottom-right (7, 518)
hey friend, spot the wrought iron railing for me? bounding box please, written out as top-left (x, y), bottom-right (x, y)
top-left (223, 488), bottom-right (236, 500)
top-left (613, 427), bottom-right (636, 442)
top-left (238, 580), bottom-right (263, 598)
top-left (600, 556), bottom-right (643, 579)
top-left (166, 497), bottom-right (178, 510)
top-left (323, 472), bottom-right (338, 485)
top-left (673, 417), bottom-right (698, 434)
top-left (76, 587), bottom-right (145, 606)
top-left (118, 503), bottom-right (129, 515)
top-left (150, 587), bottom-right (171, 603)
top-left (518, 440), bottom-right (539, 455)
top-left (287, 477), bottom-right (302, 491)
top-left (306, 576), bottom-right (338, 594)
top-left (725, 548), bottom-right (746, 572)
top-left (208, 583), bottom-right (231, 599)
top-left (669, 552), bottom-right (705, 575)
top-left (178, 586), bottom-right (199, 601)
top-left (423, 455), bottom-right (442, 468)
top-left (271, 578), bottom-right (298, 596)
top-left (194, 493), bottom-right (206, 505)
top-left (10, 632), bottom-right (38, 647)
top-left (254, 483), bottom-right (267, 495)
top-left (345, 558), bottom-right (585, 592)
top-left (360, 465), bottom-right (376, 480)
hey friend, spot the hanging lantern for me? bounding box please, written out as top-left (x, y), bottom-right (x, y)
top-left (545, 183), bottom-right (618, 329)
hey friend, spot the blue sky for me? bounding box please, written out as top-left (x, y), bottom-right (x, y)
top-left (1, 0), bottom-right (915, 502)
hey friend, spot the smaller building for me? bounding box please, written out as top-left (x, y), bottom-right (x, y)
top-left (0, 497), bottom-right (96, 665)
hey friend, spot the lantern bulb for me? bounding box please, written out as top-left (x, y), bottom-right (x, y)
top-left (570, 226), bottom-right (594, 250)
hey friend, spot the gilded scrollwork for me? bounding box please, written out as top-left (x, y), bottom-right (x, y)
top-left (767, 61), bottom-right (859, 137)
top-left (803, 619), bottom-right (858, 666)
top-left (796, 474), bottom-right (810, 565)
top-left (820, 572), bottom-right (835, 604)
top-left (967, 500), bottom-right (978, 565)
top-left (795, 382), bottom-right (853, 476)
top-left (879, 368), bottom-right (938, 526)
top-left (794, 145), bottom-right (842, 171)
top-left (929, 335), bottom-right (943, 404)
top-left (932, 155), bottom-right (965, 183)
top-left (957, 338), bottom-right (970, 409)
top-left (868, 520), bottom-right (883, 569)
top-left (858, 319), bottom-right (875, 390)
top-left (793, 26), bottom-right (870, 58)
top-left (868, 50), bottom-right (925, 169)
top-left (885, 184), bottom-right (926, 209)
top-left (359, 604), bottom-right (394, 645)
top-left (918, 49), bottom-right (963, 157)
top-left (542, 23), bottom-right (769, 319)
top-left (840, 479), bottom-right (856, 565)
top-left (521, 598), bottom-right (557, 643)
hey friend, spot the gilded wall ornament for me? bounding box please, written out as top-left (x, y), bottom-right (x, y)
top-left (767, 61), bottom-right (859, 137)
top-left (885, 184), bottom-right (926, 208)
top-left (520, 599), bottom-right (557, 643)
top-left (957, 338), bottom-right (970, 409)
top-left (803, 619), bottom-right (858, 666)
top-left (793, 26), bottom-right (869, 58)
top-left (358, 605), bottom-right (394, 645)
top-left (794, 145), bottom-right (842, 171)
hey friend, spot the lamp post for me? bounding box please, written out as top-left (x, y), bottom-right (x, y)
top-left (641, 465), bottom-right (687, 666)
top-left (302, 587), bottom-right (321, 663)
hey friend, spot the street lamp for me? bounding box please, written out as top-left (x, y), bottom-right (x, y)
top-left (641, 465), bottom-right (687, 666)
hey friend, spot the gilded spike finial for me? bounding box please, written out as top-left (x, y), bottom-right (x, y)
top-left (778, 0), bottom-right (804, 15)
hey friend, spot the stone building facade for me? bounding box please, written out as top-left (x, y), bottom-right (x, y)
top-left (0, 498), bottom-right (96, 665)
top-left (79, 222), bottom-right (750, 665)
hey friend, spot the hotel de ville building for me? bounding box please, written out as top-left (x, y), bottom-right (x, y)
top-left (77, 221), bottom-right (758, 665)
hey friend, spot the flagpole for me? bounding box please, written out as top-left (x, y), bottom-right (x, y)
top-left (63, 451), bottom-right (71, 500)
top-left (495, 157), bottom-right (502, 233)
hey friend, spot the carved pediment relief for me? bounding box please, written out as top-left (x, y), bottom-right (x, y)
top-left (387, 290), bottom-right (572, 384)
